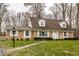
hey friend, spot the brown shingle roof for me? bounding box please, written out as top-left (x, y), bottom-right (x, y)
top-left (30, 17), bottom-right (61, 30)
top-left (6, 26), bottom-right (32, 30)
top-left (6, 17), bottom-right (74, 31)
top-left (30, 17), bottom-right (74, 31)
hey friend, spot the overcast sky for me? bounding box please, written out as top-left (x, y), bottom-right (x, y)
top-left (7, 3), bottom-right (53, 14)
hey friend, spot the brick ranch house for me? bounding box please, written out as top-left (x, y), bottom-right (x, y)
top-left (6, 17), bottom-right (75, 40)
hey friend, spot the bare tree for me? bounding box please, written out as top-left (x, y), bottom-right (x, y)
top-left (24, 3), bottom-right (46, 18)
top-left (75, 3), bottom-right (79, 38)
top-left (22, 12), bottom-right (30, 27)
top-left (17, 12), bottom-right (22, 26)
top-left (0, 3), bottom-right (8, 34)
top-left (49, 4), bottom-right (59, 20)
top-left (66, 3), bottom-right (73, 28)
top-left (16, 12), bottom-right (30, 27)
top-left (55, 3), bottom-right (68, 20)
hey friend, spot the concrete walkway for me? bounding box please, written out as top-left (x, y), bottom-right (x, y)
top-left (5, 41), bottom-right (46, 55)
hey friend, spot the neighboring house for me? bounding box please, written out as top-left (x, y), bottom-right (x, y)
top-left (6, 17), bottom-right (75, 40)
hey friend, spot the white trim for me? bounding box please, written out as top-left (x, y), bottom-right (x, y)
top-left (24, 31), bottom-right (31, 38)
top-left (37, 31), bottom-right (39, 37)
top-left (38, 19), bottom-right (46, 27)
top-left (10, 30), bottom-right (18, 37)
top-left (47, 31), bottom-right (49, 37)
top-left (63, 32), bottom-right (68, 38)
top-left (59, 21), bottom-right (67, 28)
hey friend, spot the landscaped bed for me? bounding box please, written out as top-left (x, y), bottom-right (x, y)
top-left (13, 40), bottom-right (79, 56)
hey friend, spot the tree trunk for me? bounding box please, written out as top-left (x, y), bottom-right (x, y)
top-left (69, 4), bottom-right (72, 28)
top-left (76, 12), bottom-right (78, 38)
top-left (76, 3), bottom-right (79, 39)
top-left (0, 22), bottom-right (2, 35)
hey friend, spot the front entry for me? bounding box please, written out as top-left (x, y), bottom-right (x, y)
top-left (52, 32), bottom-right (58, 39)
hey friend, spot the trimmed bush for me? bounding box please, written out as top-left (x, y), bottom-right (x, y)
top-left (26, 38), bottom-right (29, 41)
top-left (34, 37), bottom-right (52, 41)
top-left (16, 38), bottom-right (19, 41)
top-left (64, 38), bottom-right (78, 40)
top-left (6, 38), bottom-right (8, 40)
top-left (20, 38), bottom-right (23, 41)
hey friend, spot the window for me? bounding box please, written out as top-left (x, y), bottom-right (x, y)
top-left (39, 31), bottom-right (47, 36)
top-left (63, 24), bottom-right (65, 27)
top-left (10, 30), bottom-right (18, 37)
top-left (24, 31), bottom-right (31, 38)
top-left (59, 22), bottom-right (66, 28)
top-left (25, 31), bottom-right (29, 36)
top-left (12, 31), bottom-right (16, 35)
top-left (64, 32), bottom-right (67, 37)
top-left (40, 22), bottom-right (45, 26)
top-left (38, 19), bottom-right (46, 27)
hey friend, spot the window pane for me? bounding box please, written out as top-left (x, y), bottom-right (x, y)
top-left (45, 32), bottom-right (47, 36)
top-left (12, 31), bottom-right (16, 35)
top-left (26, 31), bottom-right (29, 36)
top-left (63, 24), bottom-right (65, 27)
top-left (41, 22), bottom-right (44, 25)
top-left (39, 31), bottom-right (47, 36)
top-left (64, 32), bottom-right (67, 36)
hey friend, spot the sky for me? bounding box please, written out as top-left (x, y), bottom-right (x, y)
top-left (7, 3), bottom-right (53, 14)
top-left (7, 3), bottom-right (29, 13)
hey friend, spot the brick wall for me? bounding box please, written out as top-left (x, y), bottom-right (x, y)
top-left (18, 30), bottom-right (24, 39)
top-left (68, 32), bottom-right (74, 38)
top-left (6, 30), bottom-right (74, 39)
top-left (31, 31), bottom-right (37, 38)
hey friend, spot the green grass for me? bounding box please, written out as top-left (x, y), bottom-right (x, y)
top-left (0, 40), bottom-right (38, 49)
top-left (14, 40), bottom-right (79, 56)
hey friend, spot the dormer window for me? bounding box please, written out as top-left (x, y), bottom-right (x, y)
top-left (59, 21), bottom-right (66, 28)
top-left (62, 23), bottom-right (66, 28)
top-left (38, 19), bottom-right (45, 27)
top-left (40, 22), bottom-right (45, 26)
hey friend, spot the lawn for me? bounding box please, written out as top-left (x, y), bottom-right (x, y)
top-left (13, 40), bottom-right (79, 56)
top-left (0, 40), bottom-right (39, 49)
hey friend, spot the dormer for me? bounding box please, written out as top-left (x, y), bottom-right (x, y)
top-left (38, 19), bottom-right (46, 27)
top-left (59, 21), bottom-right (67, 28)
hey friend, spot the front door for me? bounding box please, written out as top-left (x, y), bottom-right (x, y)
top-left (52, 32), bottom-right (58, 39)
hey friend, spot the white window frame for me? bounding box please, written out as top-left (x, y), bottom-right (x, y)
top-left (10, 30), bottom-right (18, 37)
top-left (24, 31), bottom-right (31, 38)
top-left (37, 31), bottom-right (49, 37)
top-left (63, 32), bottom-right (68, 38)
top-left (40, 22), bottom-right (45, 26)
top-left (59, 22), bottom-right (66, 28)
top-left (38, 19), bottom-right (45, 27)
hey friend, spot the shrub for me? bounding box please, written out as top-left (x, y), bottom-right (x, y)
top-left (26, 38), bottom-right (29, 41)
top-left (20, 38), bottom-right (23, 41)
top-left (16, 38), bottom-right (19, 41)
